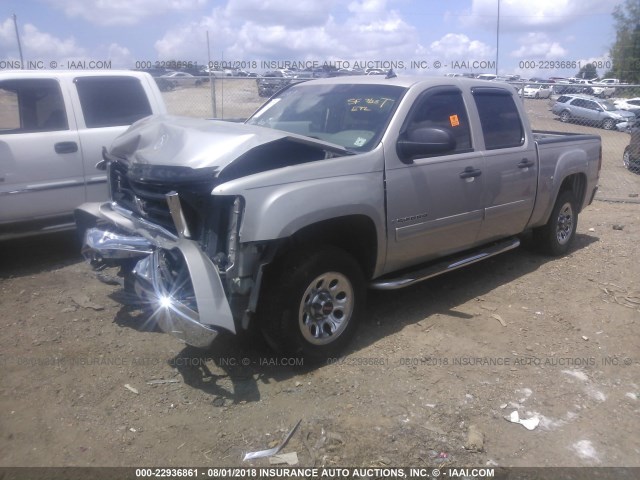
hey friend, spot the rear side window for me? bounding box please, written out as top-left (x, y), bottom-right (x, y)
top-left (557, 95), bottom-right (571, 103)
top-left (472, 88), bottom-right (524, 150)
top-left (75, 76), bottom-right (152, 128)
top-left (0, 78), bottom-right (68, 133)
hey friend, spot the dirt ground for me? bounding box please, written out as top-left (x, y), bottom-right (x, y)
top-left (1, 95), bottom-right (640, 470)
top-left (1, 204), bottom-right (639, 470)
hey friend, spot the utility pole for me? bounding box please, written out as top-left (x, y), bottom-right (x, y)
top-left (495, 0), bottom-right (500, 76)
top-left (207, 30), bottom-right (217, 118)
top-left (13, 13), bottom-right (25, 69)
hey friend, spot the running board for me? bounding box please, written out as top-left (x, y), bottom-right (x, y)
top-left (370, 237), bottom-right (521, 290)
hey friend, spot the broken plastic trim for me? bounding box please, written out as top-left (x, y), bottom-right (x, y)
top-left (243, 419), bottom-right (302, 461)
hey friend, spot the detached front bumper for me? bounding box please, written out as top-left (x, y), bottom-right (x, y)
top-left (76, 201), bottom-right (236, 348)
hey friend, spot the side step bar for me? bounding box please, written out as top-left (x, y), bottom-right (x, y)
top-left (370, 237), bottom-right (521, 290)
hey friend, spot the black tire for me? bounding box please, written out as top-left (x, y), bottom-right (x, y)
top-left (533, 191), bottom-right (578, 256)
top-left (602, 118), bottom-right (615, 130)
top-left (535, 93), bottom-right (539, 99)
top-left (259, 246), bottom-right (366, 361)
top-left (560, 110), bottom-right (571, 123)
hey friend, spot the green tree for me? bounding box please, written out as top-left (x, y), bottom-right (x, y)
top-left (576, 63), bottom-right (599, 79)
top-left (610, 0), bottom-right (640, 83)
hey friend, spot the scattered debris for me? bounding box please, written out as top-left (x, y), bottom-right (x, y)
top-left (612, 224), bottom-right (625, 231)
top-left (124, 384), bottom-right (139, 395)
top-left (582, 336), bottom-right (589, 341)
top-left (464, 425), bottom-right (484, 452)
top-left (572, 439), bottom-right (599, 462)
top-left (629, 193), bottom-right (639, 198)
top-left (588, 227), bottom-right (595, 232)
top-left (146, 379), bottom-right (181, 385)
top-left (491, 313), bottom-right (507, 327)
top-left (71, 293), bottom-right (104, 311)
top-left (599, 283), bottom-right (640, 310)
top-left (506, 411), bottom-right (539, 430)
top-left (500, 403), bottom-right (508, 409)
top-left (268, 452), bottom-right (299, 465)
top-left (243, 419), bottom-right (302, 461)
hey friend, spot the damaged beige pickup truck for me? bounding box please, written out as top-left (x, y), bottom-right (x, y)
top-left (76, 76), bottom-right (601, 360)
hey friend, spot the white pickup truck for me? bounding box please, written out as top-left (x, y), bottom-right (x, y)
top-left (0, 70), bottom-right (166, 240)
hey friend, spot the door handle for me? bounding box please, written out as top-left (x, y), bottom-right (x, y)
top-left (518, 158), bottom-right (535, 168)
top-left (54, 142), bottom-right (78, 154)
top-left (459, 166), bottom-right (482, 179)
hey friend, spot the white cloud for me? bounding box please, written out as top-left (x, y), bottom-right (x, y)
top-left (226, 0), bottom-right (334, 27)
top-left (510, 33), bottom-right (567, 59)
top-left (21, 23), bottom-right (85, 58)
top-left (155, 1), bottom-right (419, 64)
top-left (105, 43), bottom-right (134, 68)
top-left (462, 0), bottom-right (623, 31)
top-left (45, 0), bottom-right (207, 26)
top-left (428, 33), bottom-right (494, 59)
top-left (0, 18), bottom-right (16, 48)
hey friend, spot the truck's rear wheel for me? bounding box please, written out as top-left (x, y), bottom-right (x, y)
top-left (533, 191), bottom-right (578, 256)
top-left (259, 246), bottom-right (365, 361)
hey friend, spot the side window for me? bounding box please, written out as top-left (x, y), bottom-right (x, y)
top-left (405, 89), bottom-right (472, 155)
top-left (75, 76), bottom-right (152, 128)
top-left (0, 79), bottom-right (68, 134)
top-left (473, 88), bottom-right (524, 150)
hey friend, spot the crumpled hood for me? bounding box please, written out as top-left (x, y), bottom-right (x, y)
top-left (109, 115), bottom-right (347, 172)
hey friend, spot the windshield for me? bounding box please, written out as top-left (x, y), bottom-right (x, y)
top-left (246, 83), bottom-right (406, 152)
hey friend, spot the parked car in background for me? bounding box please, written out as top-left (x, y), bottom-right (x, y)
top-left (521, 84), bottom-right (552, 99)
top-left (256, 70), bottom-right (294, 97)
top-left (551, 94), bottom-right (635, 130)
top-left (552, 84), bottom-right (592, 95)
top-left (159, 71), bottom-right (205, 87)
top-left (589, 82), bottom-right (616, 98)
top-left (613, 97), bottom-right (640, 111)
top-left (0, 70), bottom-right (166, 240)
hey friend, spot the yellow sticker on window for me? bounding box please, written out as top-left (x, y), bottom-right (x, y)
top-left (450, 114), bottom-right (460, 127)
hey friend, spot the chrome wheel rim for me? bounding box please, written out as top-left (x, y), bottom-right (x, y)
top-left (623, 150), bottom-right (630, 168)
top-left (298, 272), bottom-right (353, 345)
top-left (556, 203), bottom-right (574, 245)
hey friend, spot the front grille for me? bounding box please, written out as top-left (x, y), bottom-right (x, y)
top-left (109, 161), bottom-right (214, 236)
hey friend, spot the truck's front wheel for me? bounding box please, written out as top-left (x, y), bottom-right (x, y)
top-left (260, 246), bottom-right (365, 361)
top-left (533, 191), bottom-right (578, 256)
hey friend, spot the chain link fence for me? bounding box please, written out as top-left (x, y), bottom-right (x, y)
top-left (161, 77), bottom-right (640, 203)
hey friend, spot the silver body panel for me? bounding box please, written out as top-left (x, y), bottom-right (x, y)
top-left (77, 76), bottom-right (601, 348)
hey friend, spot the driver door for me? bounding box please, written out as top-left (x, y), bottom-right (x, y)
top-left (384, 86), bottom-right (485, 271)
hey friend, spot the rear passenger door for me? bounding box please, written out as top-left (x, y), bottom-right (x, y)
top-left (472, 87), bottom-right (537, 242)
top-left (0, 77), bottom-right (83, 226)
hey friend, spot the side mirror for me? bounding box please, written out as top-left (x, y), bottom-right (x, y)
top-left (397, 127), bottom-right (456, 161)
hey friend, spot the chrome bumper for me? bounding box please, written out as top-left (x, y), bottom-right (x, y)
top-left (76, 202), bottom-right (236, 348)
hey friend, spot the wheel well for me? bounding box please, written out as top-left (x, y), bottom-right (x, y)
top-left (559, 173), bottom-right (587, 212)
top-left (277, 215), bottom-right (378, 279)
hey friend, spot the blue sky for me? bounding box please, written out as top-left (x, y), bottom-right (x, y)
top-left (0, 0), bottom-right (624, 78)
